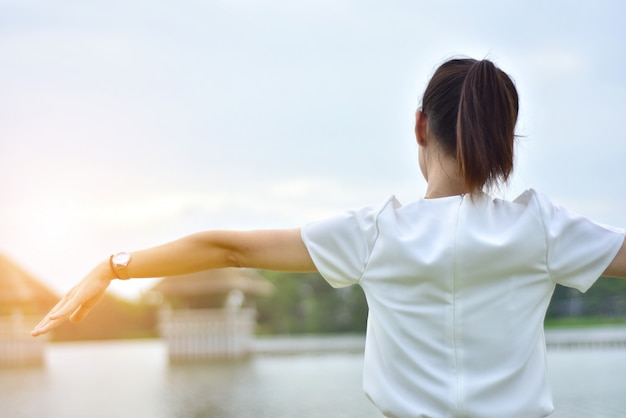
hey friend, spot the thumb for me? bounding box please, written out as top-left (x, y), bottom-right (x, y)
top-left (69, 292), bottom-right (105, 323)
top-left (69, 305), bottom-right (92, 323)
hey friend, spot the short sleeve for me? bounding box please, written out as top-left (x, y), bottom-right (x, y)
top-left (301, 197), bottom-right (395, 288)
top-left (534, 191), bottom-right (625, 292)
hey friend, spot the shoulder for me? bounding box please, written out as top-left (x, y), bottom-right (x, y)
top-left (310, 195), bottom-right (402, 225)
top-left (300, 195), bottom-right (402, 287)
top-left (501, 188), bottom-right (556, 220)
top-left (516, 188), bottom-right (623, 249)
top-left (511, 188), bottom-right (545, 206)
top-left (514, 189), bottom-right (613, 229)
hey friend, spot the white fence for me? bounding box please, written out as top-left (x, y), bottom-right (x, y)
top-left (545, 326), bottom-right (626, 349)
top-left (158, 307), bottom-right (257, 361)
top-left (0, 312), bottom-right (47, 367)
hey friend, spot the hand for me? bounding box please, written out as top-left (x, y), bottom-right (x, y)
top-left (31, 261), bottom-right (114, 336)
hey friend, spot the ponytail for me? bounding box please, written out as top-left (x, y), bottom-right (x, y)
top-left (456, 60), bottom-right (519, 191)
top-left (420, 58), bottom-right (519, 192)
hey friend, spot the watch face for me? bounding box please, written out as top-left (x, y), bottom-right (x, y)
top-left (113, 252), bottom-right (131, 267)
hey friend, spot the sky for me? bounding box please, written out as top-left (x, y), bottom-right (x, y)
top-left (1, 0), bottom-right (625, 300)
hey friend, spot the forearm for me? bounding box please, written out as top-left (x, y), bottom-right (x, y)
top-left (109, 230), bottom-right (242, 280)
top-left (108, 228), bottom-right (316, 280)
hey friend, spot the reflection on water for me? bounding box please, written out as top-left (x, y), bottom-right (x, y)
top-left (547, 349), bottom-right (626, 417)
top-left (0, 339), bottom-right (625, 417)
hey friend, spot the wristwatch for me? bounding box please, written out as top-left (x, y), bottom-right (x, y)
top-left (109, 251), bottom-right (132, 280)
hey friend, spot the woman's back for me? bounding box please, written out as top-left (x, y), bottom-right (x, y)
top-left (302, 189), bottom-right (624, 417)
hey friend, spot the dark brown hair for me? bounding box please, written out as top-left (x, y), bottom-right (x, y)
top-left (420, 58), bottom-right (519, 192)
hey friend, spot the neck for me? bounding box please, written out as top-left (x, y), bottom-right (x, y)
top-left (424, 182), bottom-right (471, 199)
top-left (422, 147), bottom-right (473, 199)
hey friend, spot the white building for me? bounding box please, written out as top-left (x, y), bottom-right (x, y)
top-left (0, 254), bottom-right (57, 367)
top-left (151, 268), bottom-right (273, 361)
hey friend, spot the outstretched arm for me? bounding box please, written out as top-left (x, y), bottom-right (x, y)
top-left (31, 228), bottom-right (315, 336)
top-left (603, 237), bottom-right (626, 278)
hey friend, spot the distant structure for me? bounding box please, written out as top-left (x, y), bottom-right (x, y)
top-left (0, 253), bottom-right (58, 367)
top-left (151, 268), bottom-right (273, 361)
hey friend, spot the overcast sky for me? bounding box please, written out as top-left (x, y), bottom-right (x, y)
top-left (1, 0), bottom-right (625, 300)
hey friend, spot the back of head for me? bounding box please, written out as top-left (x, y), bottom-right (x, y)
top-left (420, 58), bottom-right (519, 192)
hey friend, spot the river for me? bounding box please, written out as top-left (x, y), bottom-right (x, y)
top-left (1, 338), bottom-right (625, 417)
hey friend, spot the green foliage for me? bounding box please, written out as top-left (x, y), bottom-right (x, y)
top-left (51, 293), bottom-right (158, 341)
top-left (49, 274), bottom-right (625, 341)
top-left (256, 271), bottom-right (368, 335)
top-left (544, 316), bottom-right (626, 328)
top-left (255, 273), bottom-right (626, 333)
top-left (546, 277), bottom-right (626, 320)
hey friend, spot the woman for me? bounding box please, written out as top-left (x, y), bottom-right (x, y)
top-left (32, 58), bottom-right (626, 417)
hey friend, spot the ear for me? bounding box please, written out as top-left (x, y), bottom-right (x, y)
top-left (415, 110), bottom-right (428, 146)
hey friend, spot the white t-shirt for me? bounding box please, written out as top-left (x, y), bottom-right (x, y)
top-left (301, 189), bottom-right (624, 418)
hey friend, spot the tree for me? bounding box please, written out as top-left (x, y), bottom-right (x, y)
top-left (256, 271), bottom-right (368, 334)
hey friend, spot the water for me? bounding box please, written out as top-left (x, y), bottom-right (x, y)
top-left (0, 339), bottom-right (625, 417)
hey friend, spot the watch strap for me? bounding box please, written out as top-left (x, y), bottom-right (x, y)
top-left (109, 252), bottom-right (131, 280)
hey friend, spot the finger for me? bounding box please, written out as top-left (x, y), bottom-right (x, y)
top-left (32, 316), bottom-right (51, 333)
top-left (69, 305), bottom-right (91, 323)
top-left (31, 292), bottom-right (80, 336)
top-left (33, 294), bottom-right (71, 330)
top-left (48, 300), bottom-right (83, 322)
top-left (69, 292), bottom-right (106, 323)
top-left (32, 309), bottom-right (68, 335)
top-left (40, 286), bottom-right (79, 322)
top-left (31, 315), bottom-right (66, 336)
top-left (48, 288), bottom-right (82, 320)
top-left (31, 322), bottom-right (48, 336)
top-left (32, 306), bottom-right (66, 335)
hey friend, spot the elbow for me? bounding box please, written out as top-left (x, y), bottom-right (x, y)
top-left (225, 251), bottom-right (244, 268)
top-left (195, 230), bottom-right (260, 270)
top-left (191, 231), bottom-right (245, 270)
top-left (604, 238), bottom-right (626, 279)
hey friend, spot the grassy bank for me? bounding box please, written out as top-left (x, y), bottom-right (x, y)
top-left (544, 317), bottom-right (626, 329)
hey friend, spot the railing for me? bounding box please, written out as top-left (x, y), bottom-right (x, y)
top-left (253, 328), bottom-right (626, 355)
top-left (158, 307), bottom-right (257, 361)
top-left (0, 312), bottom-right (47, 367)
top-left (253, 334), bottom-right (366, 356)
top-left (545, 326), bottom-right (626, 349)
